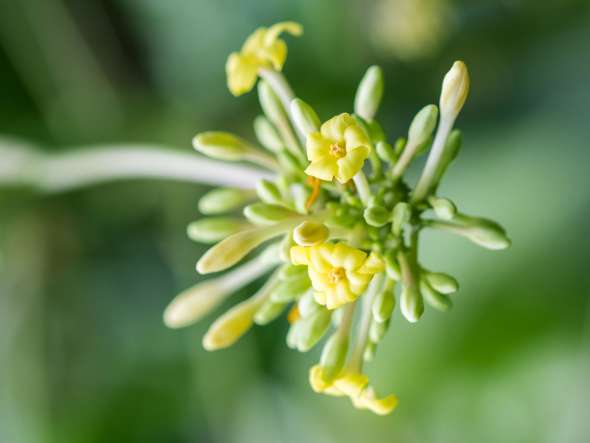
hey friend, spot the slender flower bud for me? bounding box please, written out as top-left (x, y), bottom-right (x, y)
top-left (439, 61), bottom-right (470, 120)
top-left (193, 132), bottom-right (251, 161)
top-left (424, 271), bottom-right (459, 294)
top-left (364, 341), bottom-right (377, 362)
top-left (279, 263), bottom-right (308, 282)
top-left (198, 187), bottom-right (254, 214)
top-left (398, 251), bottom-right (424, 323)
top-left (270, 278), bottom-right (310, 303)
top-left (364, 204), bottom-right (390, 227)
top-left (372, 280), bottom-right (396, 323)
top-left (392, 202), bottom-right (411, 237)
top-left (197, 223), bottom-right (289, 274)
top-left (291, 183), bottom-right (310, 214)
top-left (254, 115), bottom-right (283, 152)
top-left (420, 280), bottom-right (452, 312)
top-left (384, 253), bottom-right (401, 281)
top-left (376, 141), bottom-right (397, 164)
top-left (202, 298), bottom-right (259, 350)
top-left (369, 318), bottom-right (389, 342)
top-left (354, 65), bottom-right (384, 121)
top-left (244, 203), bottom-right (298, 225)
top-left (298, 290), bottom-right (321, 317)
top-left (256, 179), bottom-right (283, 205)
top-left (290, 98), bottom-right (321, 137)
top-left (254, 299), bottom-right (288, 325)
top-left (258, 80), bottom-right (287, 125)
top-left (187, 218), bottom-right (249, 243)
top-left (408, 104), bottom-right (438, 149)
top-left (427, 215), bottom-right (511, 250)
top-left (428, 195), bottom-right (457, 220)
top-left (296, 307), bottom-right (332, 352)
top-left (319, 332), bottom-right (349, 380)
top-left (293, 221), bottom-right (329, 246)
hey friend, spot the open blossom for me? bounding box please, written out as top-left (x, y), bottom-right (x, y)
top-left (305, 113), bottom-right (371, 183)
top-left (290, 242), bottom-right (384, 310)
top-left (226, 21), bottom-right (302, 96)
top-left (310, 365), bottom-right (398, 415)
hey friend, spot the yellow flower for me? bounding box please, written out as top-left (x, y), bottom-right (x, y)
top-left (310, 365), bottom-right (398, 415)
top-left (226, 22), bottom-right (303, 96)
top-left (290, 242), bottom-right (384, 310)
top-left (304, 113), bottom-right (371, 183)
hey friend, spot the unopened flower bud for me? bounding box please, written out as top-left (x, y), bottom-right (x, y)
top-left (270, 278), bottom-right (310, 303)
top-left (254, 299), bottom-right (288, 325)
top-left (164, 281), bottom-right (225, 329)
top-left (187, 217), bottom-right (248, 243)
top-left (400, 285), bottom-right (424, 323)
top-left (440, 61), bottom-right (469, 120)
top-left (372, 281), bottom-right (396, 323)
top-left (354, 65), bottom-right (384, 121)
top-left (198, 187), bottom-right (254, 215)
top-left (384, 253), bottom-right (401, 281)
top-left (363, 341), bottom-right (377, 362)
top-left (434, 214), bottom-right (511, 250)
top-left (364, 204), bottom-right (390, 227)
top-left (279, 263), bottom-right (308, 282)
top-left (293, 220), bottom-right (329, 246)
top-left (254, 115), bottom-right (283, 152)
top-left (297, 290), bottom-right (321, 317)
top-left (193, 132), bottom-right (252, 161)
top-left (376, 141), bottom-right (397, 164)
top-left (424, 271), bottom-right (459, 294)
top-left (202, 298), bottom-right (259, 350)
top-left (369, 318), bottom-right (390, 343)
top-left (408, 104), bottom-right (438, 148)
top-left (256, 179), bottom-right (283, 205)
top-left (428, 195), bottom-right (457, 220)
top-left (392, 202), bottom-right (411, 236)
top-left (290, 98), bottom-right (321, 137)
top-left (258, 80), bottom-right (286, 125)
top-left (291, 183), bottom-right (310, 214)
top-left (319, 332), bottom-right (349, 380)
top-left (296, 307), bottom-right (332, 352)
top-left (244, 203), bottom-right (298, 225)
top-left (420, 280), bottom-right (452, 312)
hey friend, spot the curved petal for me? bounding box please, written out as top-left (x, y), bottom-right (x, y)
top-left (320, 113), bottom-right (353, 143)
top-left (309, 244), bottom-right (333, 273)
top-left (242, 28), bottom-right (267, 53)
top-left (265, 21), bottom-right (303, 45)
top-left (308, 267), bottom-right (330, 292)
top-left (290, 245), bottom-right (310, 265)
top-left (260, 39), bottom-right (287, 70)
top-left (356, 252), bottom-right (385, 274)
top-left (226, 52), bottom-right (261, 96)
top-left (335, 145), bottom-right (370, 183)
top-left (306, 132), bottom-right (331, 161)
top-left (346, 271), bottom-right (370, 295)
top-left (305, 157), bottom-right (337, 181)
top-left (344, 124), bottom-right (370, 150)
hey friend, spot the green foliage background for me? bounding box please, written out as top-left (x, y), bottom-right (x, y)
top-left (0, 1), bottom-right (589, 442)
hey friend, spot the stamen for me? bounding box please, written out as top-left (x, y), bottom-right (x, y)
top-left (328, 267), bottom-right (346, 284)
top-left (306, 176), bottom-right (321, 209)
top-left (329, 143), bottom-right (346, 159)
top-left (287, 305), bottom-right (300, 323)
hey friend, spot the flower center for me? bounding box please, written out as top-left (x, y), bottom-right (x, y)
top-left (329, 143), bottom-right (346, 159)
top-left (328, 267), bottom-right (346, 284)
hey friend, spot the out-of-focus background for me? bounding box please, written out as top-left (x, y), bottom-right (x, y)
top-left (1, 1), bottom-right (589, 442)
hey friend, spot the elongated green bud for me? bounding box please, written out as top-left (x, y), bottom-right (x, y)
top-left (298, 291), bottom-right (321, 317)
top-left (428, 196), bottom-right (457, 220)
top-left (399, 251), bottom-right (424, 323)
top-left (198, 187), bottom-right (254, 215)
top-left (279, 264), bottom-right (308, 282)
top-left (424, 271), bottom-right (459, 294)
top-left (254, 299), bottom-right (288, 325)
top-left (392, 202), bottom-right (411, 236)
top-left (384, 253), bottom-right (401, 281)
top-left (369, 318), bottom-right (390, 343)
top-left (394, 137), bottom-right (407, 156)
top-left (372, 280), bottom-right (396, 323)
top-left (290, 98), bottom-right (320, 137)
top-left (364, 204), bottom-right (390, 227)
top-left (319, 332), bottom-right (349, 380)
top-left (187, 218), bottom-right (248, 243)
top-left (293, 221), bottom-right (329, 246)
top-left (193, 132), bottom-right (251, 161)
top-left (354, 65), bottom-right (384, 121)
top-left (428, 215), bottom-right (511, 250)
top-left (363, 341), bottom-right (377, 362)
top-left (408, 104), bottom-right (438, 148)
top-left (197, 224), bottom-right (288, 274)
top-left (202, 298), bottom-right (258, 350)
top-left (270, 278), bottom-right (310, 303)
top-left (279, 232), bottom-right (295, 262)
top-left (420, 280), bottom-right (452, 312)
top-left (277, 149), bottom-right (303, 176)
top-left (256, 179), bottom-right (283, 205)
top-left (258, 80), bottom-right (286, 125)
top-left (244, 203), bottom-right (298, 225)
top-left (286, 320), bottom-right (301, 349)
top-left (440, 61), bottom-right (469, 120)
top-left (376, 141), bottom-right (397, 164)
top-left (254, 115), bottom-right (283, 152)
top-left (291, 183), bottom-right (310, 214)
top-left (296, 307), bottom-right (331, 352)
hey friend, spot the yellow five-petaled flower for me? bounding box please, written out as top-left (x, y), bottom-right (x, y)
top-left (305, 113), bottom-right (371, 184)
top-left (310, 365), bottom-right (398, 415)
top-left (226, 21), bottom-right (302, 96)
top-left (290, 242), bottom-right (384, 310)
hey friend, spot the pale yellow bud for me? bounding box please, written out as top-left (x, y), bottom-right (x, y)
top-left (202, 299), bottom-right (258, 350)
top-left (439, 61), bottom-right (470, 120)
top-left (293, 221), bottom-right (329, 246)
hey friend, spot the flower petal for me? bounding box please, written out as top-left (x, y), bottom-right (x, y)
top-left (344, 124), bottom-right (370, 150)
top-left (306, 132), bottom-right (332, 161)
top-left (335, 145), bottom-right (370, 183)
top-left (356, 251), bottom-right (385, 274)
top-left (226, 52), bottom-right (261, 96)
top-left (290, 245), bottom-right (310, 265)
top-left (305, 157), bottom-right (338, 181)
top-left (320, 113), bottom-right (353, 143)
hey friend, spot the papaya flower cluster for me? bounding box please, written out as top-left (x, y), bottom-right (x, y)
top-left (163, 22), bottom-right (510, 416)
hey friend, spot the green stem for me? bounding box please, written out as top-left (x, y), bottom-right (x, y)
top-left (352, 170), bottom-right (371, 206)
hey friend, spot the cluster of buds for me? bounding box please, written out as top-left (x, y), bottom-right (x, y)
top-left (164, 22), bottom-right (510, 416)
